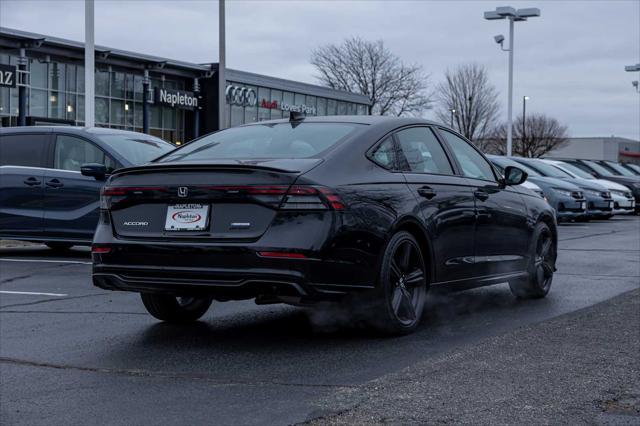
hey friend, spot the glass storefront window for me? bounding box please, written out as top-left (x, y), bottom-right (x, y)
top-left (124, 102), bottom-right (133, 128)
top-left (95, 97), bottom-right (109, 124)
top-left (306, 96), bottom-right (316, 115)
top-left (337, 101), bottom-right (347, 115)
top-left (77, 95), bottom-right (85, 122)
top-left (270, 90), bottom-right (282, 119)
top-left (125, 74), bottom-right (134, 99)
top-left (0, 87), bottom-right (9, 116)
top-left (327, 99), bottom-right (337, 116)
top-left (316, 97), bottom-right (327, 116)
top-left (30, 60), bottom-right (47, 89)
top-left (111, 72), bottom-right (126, 99)
top-left (134, 75), bottom-right (144, 101)
top-left (134, 102), bottom-right (143, 127)
top-left (357, 104), bottom-right (367, 115)
top-left (48, 91), bottom-right (65, 119)
top-left (294, 93), bottom-right (305, 106)
top-left (96, 70), bottom-right (110, 97)
top-left (65, 95), bottom-right (76, 121)
top-left (110, 99), bottom-right (124, 125)
top-left (77, 65), bottom-right (85, 94)
top-left (163, 106), bottom-right (176, 129)
top-left (150, 104), bottom-right (162, 128)
top-left (29, 89), bottom-right (47, 117)
top-left (48, 63), bottom-right (65, 93)
top-left (66, 64), bottom-right (77, 93)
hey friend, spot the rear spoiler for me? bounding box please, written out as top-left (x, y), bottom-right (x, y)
top-left (110, 162), bottom-right (306, 178)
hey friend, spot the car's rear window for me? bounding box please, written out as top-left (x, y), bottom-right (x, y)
top-left (96, 134), bottom-right (174, 165)
top-left (157, 122), bottom-right (363, 162)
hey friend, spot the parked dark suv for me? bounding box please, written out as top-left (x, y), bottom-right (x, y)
top-left (0, 127), bottom-right (175, 249)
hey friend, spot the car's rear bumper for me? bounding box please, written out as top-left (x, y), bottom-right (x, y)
top-left (91, 243), bottom-right (377, 302)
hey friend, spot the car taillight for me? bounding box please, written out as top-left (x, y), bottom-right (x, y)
top-left (279, 186), bottom-right (346, 211)
top-left (100, 186), bottom-right (167, 209)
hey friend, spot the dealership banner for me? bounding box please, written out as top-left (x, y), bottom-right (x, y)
top-left (154, 88), bottom-right (199, 110)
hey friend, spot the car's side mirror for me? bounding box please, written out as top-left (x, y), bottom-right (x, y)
top-left (81, 163), bottom-right (108, 181)
top-left (504, 166), bottom-right (528, 186)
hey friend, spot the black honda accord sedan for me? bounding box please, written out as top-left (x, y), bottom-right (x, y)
top-left (92, 116), bottom-right (557, 335)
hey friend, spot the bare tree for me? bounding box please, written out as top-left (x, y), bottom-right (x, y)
top-left (484, 114), bottom-right (569, 157)
top-left (435, 64), bottom-right (500, 146)
top-left (311, 37), bottom-right (432, 116)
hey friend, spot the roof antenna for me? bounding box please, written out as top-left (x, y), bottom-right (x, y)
top-left (289, 111), bottom-right (305, 122)
top-left (289, 111), bottom-right (305, 128)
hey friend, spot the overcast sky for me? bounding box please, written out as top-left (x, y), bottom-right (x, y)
top-left (1, 0), bottom-right (639, 139)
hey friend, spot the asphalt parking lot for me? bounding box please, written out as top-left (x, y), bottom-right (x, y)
top-left (1, 216), bottom-right (639, 425)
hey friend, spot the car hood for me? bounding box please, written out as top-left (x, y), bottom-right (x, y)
top-left (561, 178), bottom-right (608, 192)
top-left (526, 176), bottom-right (581, 191)
top-left (593, 179), bottom-right (631, 192)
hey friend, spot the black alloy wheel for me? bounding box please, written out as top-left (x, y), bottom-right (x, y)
top-left (140, 293), bottom-right (213, 323)
top-left (368, 231), bottom-right (427, 335)
top-left (509, 222), bottom-right (555, 299)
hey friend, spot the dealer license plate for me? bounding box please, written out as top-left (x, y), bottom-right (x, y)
top-left (165, 204), bottom-right (209, 231)
top-left (580, 202), bottom-right (586, 210)
top-left (608, 201), bottom-right (614, 208)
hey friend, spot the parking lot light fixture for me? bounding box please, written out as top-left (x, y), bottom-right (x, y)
top-left (449, 108), bottom-right (456, 128)
top-left (625, 64), bottom-right (640, 72)
top-left (484, 6), bottom-right (541, 156)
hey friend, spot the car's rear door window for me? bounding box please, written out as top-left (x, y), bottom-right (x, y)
top-left (439, 130), bottom-right (496, 181)
top-left (0, 133), bottom-right (49, 167)
top-left (54, 135), bottom-right (113, 172)
top-left (395, 127), bottom-right (453, 175)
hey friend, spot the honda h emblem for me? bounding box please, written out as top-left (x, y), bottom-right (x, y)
top-left (177, 187), bottom-right (188, 198)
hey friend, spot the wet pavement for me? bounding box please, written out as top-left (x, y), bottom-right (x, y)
top-left (1, 215), bottom-right (639, 425)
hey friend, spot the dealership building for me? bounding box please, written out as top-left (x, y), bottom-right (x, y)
top-left (0, 27), bottom-right (371, 144)
top-left (547, 137), bottom-right (640, 165)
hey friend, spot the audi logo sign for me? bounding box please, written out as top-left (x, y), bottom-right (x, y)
top-left (226, 85), bottom-right (257, 107)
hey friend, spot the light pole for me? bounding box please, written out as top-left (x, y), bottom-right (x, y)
top-left (449, 108), bottom-right (456, 128)
top-left (522, 96), bottom-right (529, 146)
top-left (218, 0), bottom-right (226, 130)
top-left (484, 6), bottom-right (540, 156)
top-left (84, 0), bottom-right (95, 127)
top-left (626, 64), bottom-right (640, 93)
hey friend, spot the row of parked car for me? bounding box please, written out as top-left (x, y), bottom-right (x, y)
top-left (490, 156), bottom-right (639, 222)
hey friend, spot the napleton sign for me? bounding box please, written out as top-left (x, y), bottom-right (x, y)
top-left (154, 88), bottom-right (199, 110)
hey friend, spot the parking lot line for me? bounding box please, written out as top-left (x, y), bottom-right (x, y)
top-left (0, 290), bottom-right (68, 297)
top-left (0, 258), bottom-right (91, 265)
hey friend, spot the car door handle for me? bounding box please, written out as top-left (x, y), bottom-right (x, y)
top-left (474, 190), bottom-right (489, 201)
top-left (46, 179), bottom-right (64, 189)
top-left (417, 186), bottom-right (437, 199)
top-left (23, 177), bottom-right (42, 186)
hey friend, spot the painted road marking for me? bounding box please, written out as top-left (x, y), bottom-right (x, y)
top-left (0, 258), bottom-right (91, 265)
top-left (0, 290), bottom-right (68, 297)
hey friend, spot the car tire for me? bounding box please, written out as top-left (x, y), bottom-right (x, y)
top-left (367, 231), bottom-right (427, 335)
top-left (509, 222), bottom-right (555, 299)
top-left (140, 294), bottom-right (213, 323)
top-left (45, 242), bottom-right (73, 251)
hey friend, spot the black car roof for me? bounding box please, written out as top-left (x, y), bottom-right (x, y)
top-left (240, 115), bottom-right (442, 127)
top-left (0, 126), bottom-right (147, 136)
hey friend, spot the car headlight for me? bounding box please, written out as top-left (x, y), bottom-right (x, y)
top-left (552, 188), bottom-right (573, 197)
